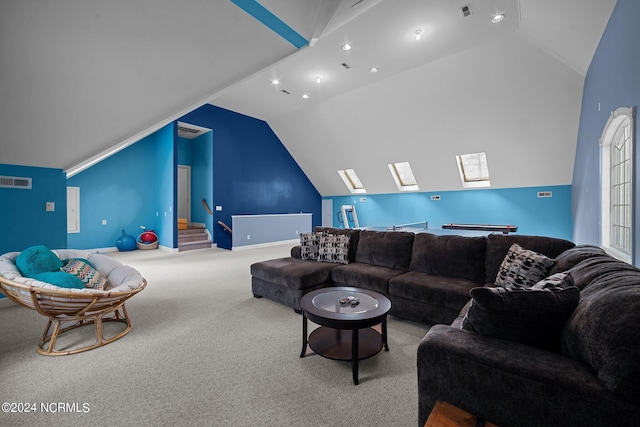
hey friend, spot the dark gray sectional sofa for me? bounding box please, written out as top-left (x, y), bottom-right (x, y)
top-left (250, 226), bottom-right (573, 324)
top-left (252, 227), bottom-right (640, 426)
top-left (418, 244), bottom-right (640, 427)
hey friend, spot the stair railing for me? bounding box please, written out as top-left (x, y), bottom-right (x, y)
top-left (201, 198), bottom-right (213, 215)
top-left (218, 221), bottom-right (232, 234)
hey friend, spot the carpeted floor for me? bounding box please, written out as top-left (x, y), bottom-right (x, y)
top-left (0, 244), bottom-right (429, 427)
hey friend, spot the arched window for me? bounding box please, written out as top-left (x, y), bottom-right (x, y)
top-left (600, 106), bottom-right (635, 263)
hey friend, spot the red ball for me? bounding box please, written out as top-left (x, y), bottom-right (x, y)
top-left (140, 231), bottom-right (157, 243)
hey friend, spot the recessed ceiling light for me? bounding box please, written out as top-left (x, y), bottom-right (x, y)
top-left (271, 79), bottom-right (280, 85)
top-left (491, 14), bottom-right (504, 23)
top-left (414, 29), bottom-right (423, 40)
top-left (369, 67), bottom-right (378, 73)
top-left (342, 43), bottom-right (352, 51)
top-left (302, 94), bottom-right (309, 99)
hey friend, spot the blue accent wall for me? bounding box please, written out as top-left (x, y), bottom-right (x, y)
top-left (179, 104), bottom-right (322, 249)
top-left (0, 164), bottom-right (67, 254)
top-left (155, 123), bottom-right (177, 248)
top-left (572, 0), bottom-right (640, 264)
top-left (191, 132), bottom-right (214, 235)
top-left (326, 185), bottom-right (573, 240)
top-left (178, 136), bottom-right (193, 166)
top-left (67, 123), bottom-right (176, 250)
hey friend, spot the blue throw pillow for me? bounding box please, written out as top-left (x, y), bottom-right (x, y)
top-left (32, 271), bottom-right (85, 289)
top-left (15, 245), bottom-right (64, 277)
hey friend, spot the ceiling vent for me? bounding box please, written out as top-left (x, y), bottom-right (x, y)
top-left (0, 175), bottom-right (32, 189)
top-left (341, 62), bottom-right (351, 69)
top-left (280, 89), bottom-right (291, 95)
top-left (460, 4), bottom-right (472, 18)
top-left (177, 122), bottom-right (211, 139)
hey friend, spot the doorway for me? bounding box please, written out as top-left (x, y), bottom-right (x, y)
top-left (178, 165), bottom-right (191, 224)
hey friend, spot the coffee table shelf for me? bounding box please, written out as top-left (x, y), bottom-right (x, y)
top-left (307, 327), bottom-right (383, 360)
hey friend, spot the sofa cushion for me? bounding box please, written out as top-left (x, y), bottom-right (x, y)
top-left (494, 243), bottom-right (555, 288)
top-left (565, 254), bottom-right (638, 290)
top-left (410, 233), bottom-right (486, 284)
top-left (562, 262), bottom-right (640, 405)
top-left (485, 234), bottom-right (574, 284)
top-left (355, 230), bottom-right (414, 270)
top-left (389, 271), bottom-right (476, 311)
top-left (299, 232), bottom-right (323, 260)
top-left (250, 257), bottom-right (337, 290)
top-left (331, 263), bottom-right (405, 295)
top-left (463, 278), bottom-right (580, 352)
top-left (16, 245), bottom-right (64, 277)
top-left (548, 245), bottom-right (607, 276)
top-left (317, 234), bottom-right (350, 264)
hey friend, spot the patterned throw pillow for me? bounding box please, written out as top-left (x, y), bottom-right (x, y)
top-left (530, 272), bottom-right (573, 291)
top-left (61, 258), bottom-right (109, 290)
top-left (495, 243), bottom-right (555, 289)
top-left (317, 234), bottom-right (350, 264)
top-left (299, 232), bottom-right (323, 260)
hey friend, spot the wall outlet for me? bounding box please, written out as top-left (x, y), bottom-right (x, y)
top-left (215, 205), bottom-right (223, 211)
top-left (247, 234), bottom-right (251, 240)
top-left (431, 195), bottom-right (441, 201)
top-left (102, 219), bottom-right (107, 225)
top-left (45, 202), bottom-right (55, 211)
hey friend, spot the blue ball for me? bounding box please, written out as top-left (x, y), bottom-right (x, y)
top-left (116, 230), bottom-right (137, 251)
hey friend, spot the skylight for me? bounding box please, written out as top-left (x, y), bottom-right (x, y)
top-left (456, 152), bottom-right (491, 188)
top-left (338, 169), bottom-right (366, 194)
top-left (388, 162), bottom-right (419, 191)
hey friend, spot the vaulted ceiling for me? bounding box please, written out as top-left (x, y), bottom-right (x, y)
top-left (0, 0), bottom-right (616, 195)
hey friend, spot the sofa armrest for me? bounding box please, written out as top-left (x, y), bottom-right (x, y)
top-left (291, 245), bottom-right (302, 259)
top-left (418, 325), bottom-right (639, 427)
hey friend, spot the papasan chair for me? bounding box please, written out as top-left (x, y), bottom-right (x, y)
top-left (0, 246), bottom-right (146, 356)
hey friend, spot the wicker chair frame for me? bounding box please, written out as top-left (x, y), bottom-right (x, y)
top-left (0, 276), bottom-right (146, 356)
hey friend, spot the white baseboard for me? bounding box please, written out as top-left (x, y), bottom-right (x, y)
top-left (92, 247), bottom-right (119, 254)
top-left (232, 239), bottom-right (298, 251)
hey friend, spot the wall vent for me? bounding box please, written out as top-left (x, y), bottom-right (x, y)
top-left (431, 195), bottom-right (441, 201)
top-left (537, 191), bottom-right (553, 198)
top-left (177, 121), bottom-right (211, 139)
top-left (0, 175), bottom-right (32, 189)
top-left (460, 4), bottom-right (472, 17)
top-left (178, 126), bottom-right (200, 135)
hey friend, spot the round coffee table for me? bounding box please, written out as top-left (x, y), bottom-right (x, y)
top-left (300, 287), bottom-right (391, 385)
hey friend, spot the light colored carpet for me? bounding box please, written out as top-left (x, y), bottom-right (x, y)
top-left (0, 244), bottom-right (429, 427)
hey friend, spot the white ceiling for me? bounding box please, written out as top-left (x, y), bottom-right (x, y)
top-left (0, 0), bottom-right (616, 195)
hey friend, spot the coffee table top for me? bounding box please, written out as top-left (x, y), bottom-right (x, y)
top-left (301, 287), bottom-right (391, 327)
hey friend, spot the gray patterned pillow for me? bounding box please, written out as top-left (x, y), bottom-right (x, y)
top-left (530, 272), bottom-right (572, 290)
top-left (317, 234), bottom-right (350, 264)
top-left (299, 232), bottom-right (323, 260)
top-left (495, 243), bottom-right (555, 288)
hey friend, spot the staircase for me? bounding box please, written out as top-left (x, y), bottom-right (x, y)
top-left (178, 224), bottom-right (212, 252)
